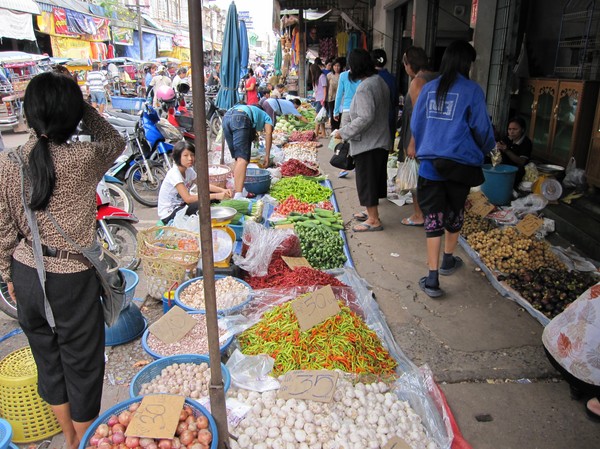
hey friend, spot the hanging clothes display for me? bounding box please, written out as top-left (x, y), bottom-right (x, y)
top-left (336, 31), bottom-right (349, 57)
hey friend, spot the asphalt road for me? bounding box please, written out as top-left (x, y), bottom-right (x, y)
top-left (0, 129), bottom-right (597, 449)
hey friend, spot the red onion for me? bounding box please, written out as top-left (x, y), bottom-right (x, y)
top-left (90, 435), bottom-right (101, 446)
top-left (157, 439), bottom-right (172, 449)
top-left (139, 438), bottom-right (154, 448)
top-left (196, 429), bottom-right (212, 446)
top-left (107, 416), bottom-right (119, 427)
top-left (118, 411), bottom-right (132, 426)
top-left (97, 437), bottom-right (110, 446)
top-left (129, 402), bottom-right (140, 412)
top-left (179, 410), bottom-right (188, 421)
top-left (179, 430), bottom-right (194, 446)
top-left (176, 422), bottom-right (188, 435)
top-left (96, 424), bottom-right (110, 438)
top-left (195, 416), bottom-right (208, 430)
top-left (185, 415), bottom-right (195, 425)
top-left (171, 437), bottom-right (181, 449)
top-left (98, 442), bottom-right (111, 449)
top-left (189, 443), bottom-right (203, 449)
top-left (112, 432), bottom-right (125, 445)
top-left (187, 422), bottom-right (197, 433)
top-left (146, 443), bottom-right (158, 449)
top-left (125, 436), bottom-right (139, 448)
top-left (112, 424), bottom-right (126, 434)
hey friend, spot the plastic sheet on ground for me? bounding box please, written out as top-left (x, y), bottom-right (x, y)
top-left (219, 266), bottom-right (452, 449)
top-left (458, 236), bottom-right (550, 326)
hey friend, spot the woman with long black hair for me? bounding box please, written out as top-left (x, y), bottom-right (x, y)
top-left (0, 71), bottom-right (124, 448)
top-left (410, 40), bottom-right (495, 298)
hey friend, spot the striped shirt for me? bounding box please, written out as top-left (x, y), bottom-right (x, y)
top-left (86, 71), bottom-right (108, 92)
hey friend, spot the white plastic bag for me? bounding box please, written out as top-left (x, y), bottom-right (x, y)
top-left (315, 105), bottom-right (327, 123)
top-left (225, 349), bottom-right (280, 392)
top-left (171, 206), bottom-right (200, 233)
top-left (563, 157), bottom-right (586, 188)
top-left (396, 158), bottom-right (419, 192)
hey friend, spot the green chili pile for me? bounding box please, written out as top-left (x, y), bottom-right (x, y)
top-left (238, 300), bottom-right (398, 376)
top-left (270, 176), bottom-right (333, 203)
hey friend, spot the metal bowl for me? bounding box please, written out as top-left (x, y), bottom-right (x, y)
top-left (210, 206), bottom-right (237, 222)
top-left (536, 164), bottom-right (565, 175)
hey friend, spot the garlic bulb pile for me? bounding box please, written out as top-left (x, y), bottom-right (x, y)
top-left (228, 377), bottom-right (438, 449)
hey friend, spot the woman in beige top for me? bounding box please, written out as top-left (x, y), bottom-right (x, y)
top-left (0, 71), bottom-right (124, 449)
top-left (326, 58), bottom-right (342, 131)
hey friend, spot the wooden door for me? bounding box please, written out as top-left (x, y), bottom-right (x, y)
top-left (530, 79), bottom-right (559, 160)
top-left (549, 81), bottom-right (583, 166)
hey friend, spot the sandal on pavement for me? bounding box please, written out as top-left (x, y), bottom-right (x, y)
top-left (419, 277), bottom-right (444, 298)
top-left (353, 211), bottom-right (368, 221)
top-left (586, 397), bottom-right (600, 422)
top-left (401, 217), bottom-right (424, 227)
top-left (439, 256), bottom-right (464, 276)
top-left (352, 223), bottom-right (383, 232)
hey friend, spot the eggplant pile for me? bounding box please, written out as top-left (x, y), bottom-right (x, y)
top-left (498, 268), bottom-right (598, 318)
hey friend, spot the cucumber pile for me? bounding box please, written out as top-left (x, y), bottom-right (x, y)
top-left (275, 208), bottom-right (344, 232)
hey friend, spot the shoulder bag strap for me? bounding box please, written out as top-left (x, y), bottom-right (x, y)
top-left (9, 148), bottom-right (57, 331)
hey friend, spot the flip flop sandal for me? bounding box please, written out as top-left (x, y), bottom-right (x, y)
top-left (419, 277), bottom-right (444, 298)
top-left (401, 217), bottom-right (424, 227)
top-left (439, 256), bottom-right (464, 276)
top-left (352, 223), bottom-right (383, 232)
top-left (586, 398), bottom-right (600, 422)
top-left (353, 211), bottom-right (368, 221)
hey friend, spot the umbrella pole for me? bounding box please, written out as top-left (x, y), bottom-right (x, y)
top-left (188, 1), bottom-right (230, 448)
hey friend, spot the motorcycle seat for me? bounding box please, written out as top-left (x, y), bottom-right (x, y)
top-left (110, 124), bottom-right (136, 137)
top-left (105, 116), bottom-right (138, 128)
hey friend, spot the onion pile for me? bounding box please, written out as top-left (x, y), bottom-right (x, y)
top-left (138, 362), bottom-right (212, 399)
top-left (86, 403), bottom-right (213, 449)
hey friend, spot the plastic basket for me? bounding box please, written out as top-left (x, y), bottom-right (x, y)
top-left (0, 418), bottom-right (12, 449)
top-left (129, 354), bottom-right (231, 398)
top-left (245, 167), bottom-right (270, 183)
top-left (121, 268), bottom-right (139, 310)
top-left (110, 96), bottom-right (145, 113)
top-left (0, 348), bottom-right (61, 443)
top-left (208, 165), bottom-right (232, 189)
top-left (79, 397), bottom-right (218, 449)
top-left (141, 312), bottom-right (234, 360)
top-left (138, 227), bottom-right (200, 298)
top-left (174, 275), bottom-right (253, 315)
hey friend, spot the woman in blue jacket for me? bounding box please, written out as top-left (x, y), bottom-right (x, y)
top-left (410, 40), bottom-right (495, 298)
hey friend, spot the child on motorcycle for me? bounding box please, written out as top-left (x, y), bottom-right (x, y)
top-left (157, 141), bottom-right (231, 223)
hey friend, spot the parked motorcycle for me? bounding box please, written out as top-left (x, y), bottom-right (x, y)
top-left (139, 102), bottom-right (182, 172)
top-left (103, 112), bottom-right (167, 207)
top-left (0, 179), bottom-right (139, 319)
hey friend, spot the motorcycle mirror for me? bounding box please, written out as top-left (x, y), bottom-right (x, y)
top-left (177, 82), bottom-right (190, 94)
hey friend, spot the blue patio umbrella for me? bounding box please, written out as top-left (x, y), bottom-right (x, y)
top-left (274, 40), bottom-right (282, 76)
top-left (239, 20), bottom-right (249, 78)
top-left (216, 2), bottom-right (241, 110)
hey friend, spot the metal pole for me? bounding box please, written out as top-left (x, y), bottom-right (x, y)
top-left (137, 0), bottom-right (144, 60)
top-left (188, 0), bottom-right (230, 447)
top-left (299, 8), bottom-right (305, 97)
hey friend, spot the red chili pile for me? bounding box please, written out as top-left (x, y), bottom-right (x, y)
top-left (289, 131), bottom-right (316, 142)
top-left (274, 195), bottom-right (316, 215)
top-left (280, 159), bottom-right (320, 177)
top-left (245, 256), bottom-right (347, 289)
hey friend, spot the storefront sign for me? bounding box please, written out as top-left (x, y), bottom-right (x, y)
top-left (157, 35), bottom-right (173, 52)
top-left (51, 36), bottom-right (91, 59)
top-left (53, 8), bottom-right (78, 37)
top-left (66, 9), bottom-right (97, 36)
top-left (89, 18), bottom-right (110, 42)
top-left (37, 11), bottom-right (54, 35)
top-left (112, 27), bottom-right (134, 46)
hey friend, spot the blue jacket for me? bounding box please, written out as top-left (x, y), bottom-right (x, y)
top-left (334, 71), bottom-right (361, 115)
top-left (411, 74), bottom-right (495, 180)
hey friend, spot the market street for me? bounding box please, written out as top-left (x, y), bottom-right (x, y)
top-left (0, 130), bottom-right (598, 448)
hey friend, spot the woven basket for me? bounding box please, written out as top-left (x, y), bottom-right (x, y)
top-left (0, 348), bottom-right (61, 443)
top-left (138, 227), bottom-right (200, 298)
top-left (208, 164), bottom-right (231, 189)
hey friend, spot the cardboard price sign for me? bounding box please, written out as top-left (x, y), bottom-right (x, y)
top-left (125, 395), bottom-right (185, 439)
top-left (282, 256), bottom-right (312, 269)
top-left (148, 306), bottom-right (196, 344)
top-left (516, 214), bottom-right (544, 237)
top-left (467, 191), bottom-right (495, 217)
top-left (383, 436), bottom-right (412, 449)
top-left (291, 285), bottom-right (340, 331)
top-left (278, 370), bottom-right (339, 402)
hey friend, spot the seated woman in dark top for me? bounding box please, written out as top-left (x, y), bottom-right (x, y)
top-left (496, 116), bottom-right (532, 187)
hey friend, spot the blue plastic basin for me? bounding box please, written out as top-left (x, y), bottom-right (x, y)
top-left (481, 164), bottom-right (518, 206)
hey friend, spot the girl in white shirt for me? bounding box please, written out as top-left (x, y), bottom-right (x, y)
top-left (157, 141), bottom-right (231, 223)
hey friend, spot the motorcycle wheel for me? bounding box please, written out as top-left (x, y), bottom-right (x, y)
top-left (0, 278), bottom-right (17, 319)
top-left (98, 220), bottom-right (140, 271)
top-left (127, 162), bottom-right (166, 207)
top-left (210, 113), bottom-right (222, 138)
top-left (106, 182), bottom-right (135, 214)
